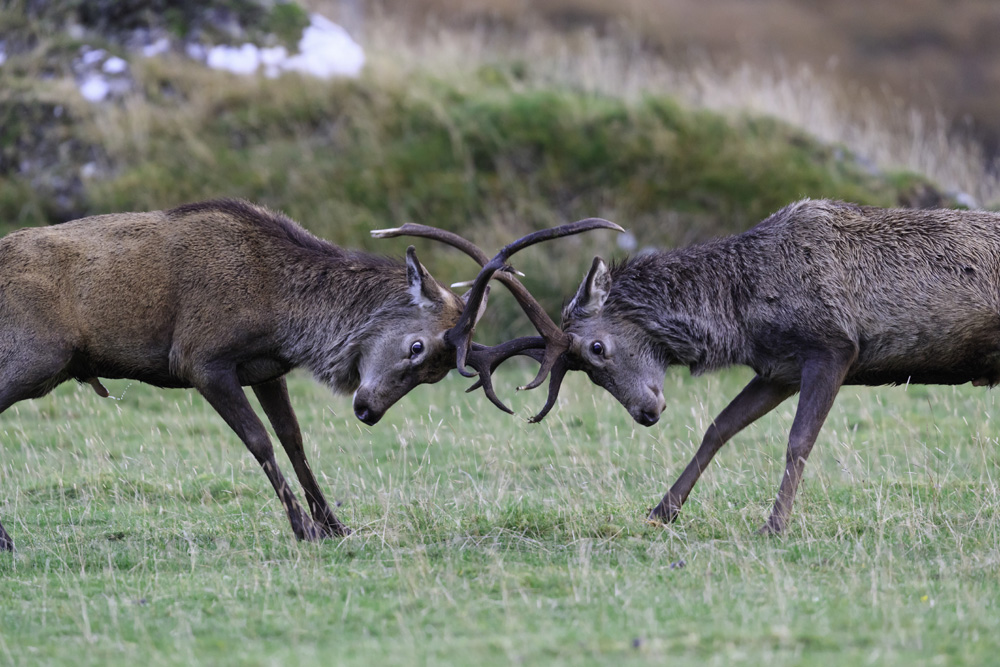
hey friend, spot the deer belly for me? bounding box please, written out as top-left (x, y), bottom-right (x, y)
top-left (849, 338), bottom-right (1000, 386)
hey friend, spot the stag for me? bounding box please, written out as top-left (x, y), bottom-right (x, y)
top-left (401, 199), bottom-right (1000, 534)
top-left (0, 198), bottom-right (619, 550)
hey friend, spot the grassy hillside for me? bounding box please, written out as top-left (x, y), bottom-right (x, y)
top-left (366, 0), bottom-right (1000, 158)
top-left (83, 64), bottom-right (924, 235)
top-left (0, 7), bottom-right (955, 338)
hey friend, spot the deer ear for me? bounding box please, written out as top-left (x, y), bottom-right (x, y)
top-left (405, 246), bottom-right (445, 309)
top-left (460, 285), bottom-right (490, 326)
top-left (567, 257), bottom-right (611, 318)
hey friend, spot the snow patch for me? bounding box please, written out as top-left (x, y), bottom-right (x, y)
top-left (259, 46), bottom-right (288, 79)
top-left (185, 42), bottom-right (206, 61)
top-left (281, 14), bottom-right (365, 78)
top-left (103, 56), bottom-right (127, 74)
top-left (206, 42), bottom-right (261, 75)
top-left (81, 48), bottom-right (106, 66)
top-left (204, 14), bottom-right (364, 79)
top-left (142, 37), bottom-right (171, 58)
top-left (73, 12), bottom-right (363, 104)
top-left (74, 46), bottom-right (132, 103)
top-left (79, 73), bottom-right (111, 102)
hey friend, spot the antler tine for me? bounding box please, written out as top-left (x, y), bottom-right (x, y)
top-left (372, 220), bottom-right (621, 355)
top-left (462, 337), bottom-right (547, 413)
top-left (460, 340), bottom-right (572, 424)
top-left (373, 223), bottom-right (525, 377)
top-left (451, 218), bottom-right (622, 373)
top-left (490, 218), bottom-right (619, 392)
top-left (526, 355), bottom-right (573, 423)
top-left (372, 218), bottom-right (623, 414)
top-left (373, 223), bottom-right (548, 373)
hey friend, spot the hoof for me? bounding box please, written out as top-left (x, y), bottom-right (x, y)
top-left (296, 509), bottom-right (351, 541)
top-left (295, 516), bottom-right (328, 542)
top-left (647, 505), bottom-right (680, 525)
top-left (322, 522), bottom-right (352, 538)
top-left (757, 519), bottom-right (785, 536)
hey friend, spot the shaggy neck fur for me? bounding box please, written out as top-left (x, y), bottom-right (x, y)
top-left (605, 241), bottom-right (758, 376)
top-left (169, 199), bottom-right (415, 394)
top-left (281, 251), bottom-right (412, 393)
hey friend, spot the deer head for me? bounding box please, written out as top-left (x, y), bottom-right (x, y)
top-left (371, 218), bottom-right (624, 415)
top-left (349, 246), bottom-right (489, 425)
top-left (558, 257), bottom-right (667, 426)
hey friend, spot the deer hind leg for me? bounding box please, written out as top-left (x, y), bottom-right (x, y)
top-left (253, 378), bottom-right (350, 537)
top-left (0, 337), bottom-right (76, 552)
top-left (192, 367), bottom-right (323, 542)
top-left (650, 375), bottom-right (795, 523)
top-left (0, 336), bottom-right (75, 412)
top-left (761, 347), bottom-right (855, 535)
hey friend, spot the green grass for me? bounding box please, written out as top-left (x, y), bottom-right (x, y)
top-left (2, 367), bottom-right (998, 665)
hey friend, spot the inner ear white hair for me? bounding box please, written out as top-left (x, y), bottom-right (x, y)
top-left (566, 256), bottom-right (611, 318)
top-left (405, 246), bottom-right (445, 309)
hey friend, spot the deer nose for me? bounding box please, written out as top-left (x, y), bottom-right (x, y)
top-left (651, 385), bottom-right (666, 415)
top-left (637, 384), bottom-right (665, 427)
top-left (637, 409), bottom-right (661, 427)
top-left (353, 402), bottom-right (380, 426)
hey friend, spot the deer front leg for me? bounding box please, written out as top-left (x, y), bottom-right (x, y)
top-left (194, 368), bottom-right (323, 541)
top-left (0, 518), bottom-right (12, 552)
top-left (253, 378), bottom-right (350, 537)
top-left (760, 348), bottom-right (855, 535)
top-left (650, 375), bottom-right (794, 523)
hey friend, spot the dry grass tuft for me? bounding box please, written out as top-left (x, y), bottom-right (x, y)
top-left (309, 0), bottom-right (1000, 207)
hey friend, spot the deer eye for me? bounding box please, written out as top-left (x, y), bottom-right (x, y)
top-left (590, 341), bottom-right (605, 357)
top-left (410, 340), bottom-right (425, 358)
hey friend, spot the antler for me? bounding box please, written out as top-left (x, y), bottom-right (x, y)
top-left (372, 219), bottom-right (622, 416)
top-left (464, 337), bottom-right (545, 414)
top-left (462, 340), bottom-right (576, 422)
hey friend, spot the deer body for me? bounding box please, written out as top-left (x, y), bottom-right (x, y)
top-left (601, 199), bottom-right (1000, 387)
top-left (0, 199), bottom-right (620, 551)
top-left (0, 199), bottom-right (470, 549)
top-left (560, 199), bottom-right (1000, 532)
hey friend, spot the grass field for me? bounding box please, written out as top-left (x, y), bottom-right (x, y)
top-left (3, 3), bottom-right (999, 665)
top-left (1, 365), bottom-right (998, 665)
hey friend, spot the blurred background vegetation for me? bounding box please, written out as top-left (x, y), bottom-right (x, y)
top-left (1, 0), bottom-right (998, 339)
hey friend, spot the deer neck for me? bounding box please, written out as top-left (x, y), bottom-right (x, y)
top-left (615, 244), bottom-right (753, 375)
top-left (279, 252), bottom-right (410, 393)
